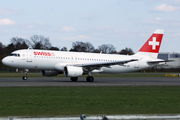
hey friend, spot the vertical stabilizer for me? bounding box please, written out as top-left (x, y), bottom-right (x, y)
top-left (135, 29), bottom-right (164, 59)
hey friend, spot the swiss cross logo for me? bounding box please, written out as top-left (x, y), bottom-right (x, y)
top-left (148, 37), bottom-right (159, 50)
top-left (139, 33), bottom-right (163, 53)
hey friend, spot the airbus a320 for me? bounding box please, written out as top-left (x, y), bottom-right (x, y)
top-left (2, 29), bottom-right (168, 82)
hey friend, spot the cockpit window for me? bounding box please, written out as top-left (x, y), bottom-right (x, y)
top-left (9, 53), bottom-right (20, 57)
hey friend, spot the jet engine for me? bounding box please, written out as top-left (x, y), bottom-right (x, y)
top-left (64, 66), bottom-right (83, 77)
top-left (41, 70), bottom-right (61, 77)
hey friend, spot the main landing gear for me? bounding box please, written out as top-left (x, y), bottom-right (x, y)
top-left (86, 76), bottom-right (94, 82)
top-left (70, 71), bottom-right (94, 82)
top-left (22, 69), bottom-right (28, 80)
top-left (70, 76), bottom-right (94, 82)
top-left (86, 71), bottom-right (94, 82)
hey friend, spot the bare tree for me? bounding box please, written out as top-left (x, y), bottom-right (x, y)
top-left (0, 42), bottom-right (6, 55)
top-left (30, 35), bottom-right (51, 50)
top-left (119, 47), bottom-right (134, 55)
top-left (70, 41), bottom-right (94, 52)
top-left (61, 46), bottom-right (67, 51)
top-left (49, 46), bottom-right (60, 51)
top-left (6, 43), bottom-right (15, 55)
top-left (93, 49), bottom-right (101, 53)
top-left (10, 37), bottom-right (29, 49)
top-left (98, 44), bottom-right (116, 54)
top-left (0, 42), bottom-right (5, 48)
top-left (11, 37), bottom-right (23, 46)
top-left (84, 42), bottom-right (94, 52)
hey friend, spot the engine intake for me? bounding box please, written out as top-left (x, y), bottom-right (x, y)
top-left (41, 70), bottom-right (60, 77)
top-left (64, 66), bottom-right (83, 77)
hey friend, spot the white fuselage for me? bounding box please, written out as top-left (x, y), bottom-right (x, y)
top-left (2, 49), bottom-right (153, 74)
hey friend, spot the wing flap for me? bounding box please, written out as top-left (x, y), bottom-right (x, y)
top-left (73, 59), bottom-right (138, 67)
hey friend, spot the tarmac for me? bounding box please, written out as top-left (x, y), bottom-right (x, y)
top-left (0, 76), bottom-right (180, 87)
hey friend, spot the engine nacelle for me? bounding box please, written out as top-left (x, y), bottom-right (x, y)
top-left (64, 66), bottom-right (83, 77)
top-left (41, 70), bottom-right (60, 77)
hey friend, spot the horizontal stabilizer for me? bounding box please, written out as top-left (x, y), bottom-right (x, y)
top-left (147, 60), bottom-right (174, 64)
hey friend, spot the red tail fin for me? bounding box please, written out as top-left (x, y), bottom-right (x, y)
top-left (139, 29), bottom-right (164, 53)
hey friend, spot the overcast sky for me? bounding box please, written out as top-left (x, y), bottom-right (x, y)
top-left (0, 0), bottom-right (180, 53)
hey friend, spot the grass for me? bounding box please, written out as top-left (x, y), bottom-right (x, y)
top-left (0, 86), bottom-right (180, 116)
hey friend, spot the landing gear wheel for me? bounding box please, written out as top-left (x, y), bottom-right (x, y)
top-left (22, 76), bottom-right (28, 80)
top-left (71, 77), bottom-right (78, 82)
top-left (86, 76), bottom-right (94, 82)
top-left (22, 69), bottom-right (28, 81)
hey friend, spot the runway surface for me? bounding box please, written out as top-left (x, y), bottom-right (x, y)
top-left (0, 77), bottom-right (180, 87)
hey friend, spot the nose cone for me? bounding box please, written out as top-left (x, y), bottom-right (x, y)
top-left (2, 57), bottom-right (8, 66)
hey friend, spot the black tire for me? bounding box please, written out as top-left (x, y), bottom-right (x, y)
top-left (86, 76), bottom-right (94, 82)
top-left (70, 77), bottom-right (78, 81)
top-left (22, 76), bottom-right (28, 80)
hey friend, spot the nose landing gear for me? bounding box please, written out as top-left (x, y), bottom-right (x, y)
top-left (22, 69), bottom-right (28, 80)
top-left (22, 76), bottom-right (28, 80)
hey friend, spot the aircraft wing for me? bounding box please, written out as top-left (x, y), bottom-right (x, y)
top-left (72, 59), bottom-right (138, 71)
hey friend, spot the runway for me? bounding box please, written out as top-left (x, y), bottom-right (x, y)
top-left (0, 77), bottom-right (180, 87)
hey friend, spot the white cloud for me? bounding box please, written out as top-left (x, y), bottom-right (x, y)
top-left (155, 18), bottom-right (163, 20)
top-left (153, 4), bottom-right (180, 12)
top-left (137, 18), bottom-right (164, 24)
top-left (0, 7), bottom-right (22, 15)
top-left (82, 14), bottom-right (97, 20)
top-left (0, 18), bottom-right (16, 25)
top-left (136, 17), bottom-right (180, 27)
top-left (38, 22), bottom-right (44, 25)
top-left (63, 35), bottom-right (90, 40)
top-left (60, 26), bottom-right (76, 32)
top-left (27, 25), bottom-right (35, 28)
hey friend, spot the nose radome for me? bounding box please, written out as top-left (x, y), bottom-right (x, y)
top-left (2, 57), bottom-right (8, 66)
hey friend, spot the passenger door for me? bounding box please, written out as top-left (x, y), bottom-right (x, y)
top-left (27, 50), bottom-right (32, 62)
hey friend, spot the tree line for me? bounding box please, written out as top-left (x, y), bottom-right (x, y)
top-left (0, 35), bottom-right (134, 55)
top-left (0, 35), bottom-right (134, 68)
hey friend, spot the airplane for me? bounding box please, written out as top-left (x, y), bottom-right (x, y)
top-left (2, 29), bottom-right (168, 82)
